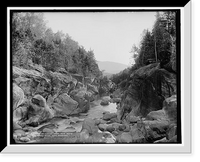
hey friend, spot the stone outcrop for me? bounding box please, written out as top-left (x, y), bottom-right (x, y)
top-left (13, 83), bottom-right (25, 111)
top-left (52, 93), bottom-right (79, 116)
top-left (100, 96), bottom-right (111, 106)
top-left (118, 63), bottom-right (176, 118)
top-left (163, 95), bottom-right (177, 123)
top-left (13, 66), bottom-right (96, 128)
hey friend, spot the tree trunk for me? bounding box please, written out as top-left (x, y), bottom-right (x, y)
top-left (155, 37), bottom-right (158, 62)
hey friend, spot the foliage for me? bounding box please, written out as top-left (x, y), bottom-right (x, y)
top-left (98, 76), bottom-right (110, 96)
top-left (130, 11), bottom-right (176, 71)
top-left (110, 11), bottom-right (177, 117)
top-left (12, 12), bottom-right (101, 77)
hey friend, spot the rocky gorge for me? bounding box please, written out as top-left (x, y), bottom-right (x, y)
top-left (12, 63), bottom-right (178, 144)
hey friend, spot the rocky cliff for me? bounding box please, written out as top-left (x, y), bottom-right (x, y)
top-left (13, 65), bottom-right (99, 128)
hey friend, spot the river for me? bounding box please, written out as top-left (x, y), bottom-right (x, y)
top-left (80, 98), bottom-right (117, 119)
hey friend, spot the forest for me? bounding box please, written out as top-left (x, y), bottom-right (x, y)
top-left (12, 12), bottom-right (102, 77)
top-left (12, 11), bottom-right (179, 144)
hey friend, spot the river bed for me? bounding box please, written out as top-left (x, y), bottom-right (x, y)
top-left (15, 97), bottom-right (118, 143)
top-left (80, 99), bottom-right (117, 119)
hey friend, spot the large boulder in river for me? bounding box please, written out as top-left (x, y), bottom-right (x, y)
top-left (103, 112), bottom-right (117, 121)
top-left (25, 94), bottom-right (54, 126)
top-left (100, 96), bottom-right (110, 106)
top-left (69, 89), bottom-right (93, 113)
top-left (100, 100), bottom-right (109, 106)
top-left (52, 93), bottom-right (79, 116)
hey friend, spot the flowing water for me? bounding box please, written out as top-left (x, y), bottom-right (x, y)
top-left (17, 97), bottom-right (117, 143)
top-left (83, 99), bottom-right (117, 119)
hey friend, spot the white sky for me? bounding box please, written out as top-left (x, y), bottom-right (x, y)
top-left (44, 12), bottom-right (156, 65)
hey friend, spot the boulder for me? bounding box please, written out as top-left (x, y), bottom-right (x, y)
top-left (13, 83), bottom-right (25, 111)
top-left (94, 119), bottom-right (101, 125)
top-left (87, 84), bottom-right (98, 94)
top-left (42, 128), bottom-right (54, 133)
top-left (130, 123), bottom-right (147, 143)
top-left (166, 124), bottom-right (177, 140)
top-left (145, 120), bottom-right (169, 134)
top-left (144, 120), bottom-right (169, 142)
top-left (29, 63), bottom-right (46, 74)
top-left (13, 106), bottom-right (28, 123)
top-left (57, 68), bottom-right (69, 75)
top-left (89, 133), bottom-right (105, 143)
top-left (46, 95), bottom-right (54, 107)
top-left (103, 131), bottom-right (116, 143)
top-left (13, 122), bottom-right (22, 130)
top-left (82, 118), bottom-right (98, 135)
top-left (100, 100), bottom-right (109, 106)
top-left (146, 109), bottom-right (168, 121)
top-left (100, 97), bottom-right (110, 106)
top-left (112, 98), bottom-right (121, 104)
top-left (14, 129), bottom-right (26, 137)
top-left (163, 95), bottom-right (177, 123)
top-left (168, 135), bottom-right (177, 143)
top-left (19, 137), bottom-right (30, 143)
top-left (52, 93), bottom-right (79, 115)
top-left (98, 124), bottom-right (108, 131)
top-left (15, 77), bottom-right (37, 97)
top-left (112, 131), bottom-right (119, 136)
top-left (79, 129), bottom-right (90, 143)
top-left (123, 123), bottom-right (131, 132)
top-left (76, 82), bottom-right (84, 89)
top-left (13, 66), bottom-right (52, 98)
top-left (34, 78), bottom-right (51, 98)
top-left (112, 89), bottom-right (122, 98)
top-left (71, 74), bottom-right (83, 83)
top-left (103, 112), bottom-right (117, 121)
top-left (70, 89), bottom-right (92, 113)
top-left (119, 63), bottom-right (175, 118)
top-left (13, 66), bottom-right (42, 79)
top-left (25, 95), bottom-right (54, 126)
top-left (49, 71), bottom-right (73, 86)
top-left (106, 125), bottom-right (115, 133)
top-left (109, 117), bottom-right (121, 123)
top-left (154, 137), bottom-right (168, 143)
top-left (84, 77), bottom-right (93, 85)
top-left (118, 93), bottom-right (140, 120)
top-left (118, 132), bottom-right (132, 143)
top-left (118, 124), bottom-right (126, 131)
top-left (126, 115), bottom-right (140, 123)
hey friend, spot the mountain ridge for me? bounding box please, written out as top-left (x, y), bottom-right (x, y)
top-left (97, 61), bottom-right (128, 75)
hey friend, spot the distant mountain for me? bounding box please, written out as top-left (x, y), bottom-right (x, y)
top-left (97, 61), bottom-right (128, 75)
top-left (102, 72), bottom-right (113, 78)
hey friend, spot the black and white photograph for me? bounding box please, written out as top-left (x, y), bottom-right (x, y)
top-left (10, 9), bottom-right (181, 145)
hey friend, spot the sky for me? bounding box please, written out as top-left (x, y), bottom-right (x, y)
top-left (44, 12), bottom-right (156, 65)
